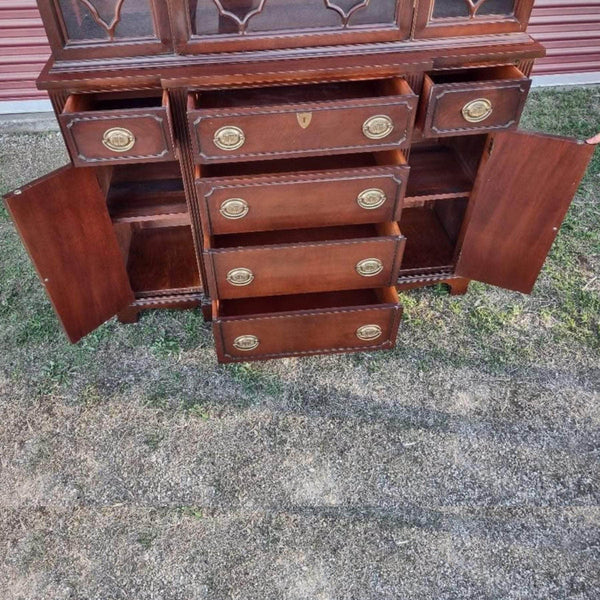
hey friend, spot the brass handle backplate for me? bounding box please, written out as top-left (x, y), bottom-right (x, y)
top-left (214, 126), bottom-right (246, 151)
top-left (356, 324), bottom-right (383, 341)
top-left (357, 188), bottom-right (387, 210)
top-left (220, 198), bottom-right (249, 220)
top-left (462, 98), bottom-right (493, 123)
top-left (102, 127), bottom-right (136, 153)
top-left (226, 267), bottom-right (254, 287)
top-left (363, 115), bottom-right (394, 140)
top-left (233, 335), bottom-right (260, 351)
top-left (356, 258), bottom-right (384, 277)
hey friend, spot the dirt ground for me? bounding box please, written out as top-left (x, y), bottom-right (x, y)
top-left (0, 87), bottom-right (599, 599)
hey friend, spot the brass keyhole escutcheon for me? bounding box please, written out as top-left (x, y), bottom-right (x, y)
top-left (226, 268), bottom-right (254, 287)
top-left (356, 324), bottom-right (383, 341)
top-left (462, 98), bottom-right (493, 123)
top-left (356, 258), bottom-right (384, 277)
top-left (214, 126), bottom-right (246, 151)
top-left (363, 115), bottom-right (394, 140)
top-left (102, 127), bottom-right (136, 153)
top-left (233, 335), bottom-right (260, 351)
top-left (357, 188), bottom-right (387, 210)
top-left (220, 198), bottom-right (249, 220)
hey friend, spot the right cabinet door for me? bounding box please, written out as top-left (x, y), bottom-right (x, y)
top-left (455, 130), bottom-right (596, 293)
top-left (414, 0), bottom-right (534, 38)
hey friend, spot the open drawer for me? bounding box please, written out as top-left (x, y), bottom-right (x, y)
top-left (204, 222), bottom-right (406, 299)
top-left (188, 78), bottom-right (418, 163)
top-left (196, 152), bottom-right (409, 235)
top-left (418, 66), bottom-right (531, 138)
top-left (59, 91), bottom-right (175, 167)
top-left (213, 287), bottom-right (402, 362)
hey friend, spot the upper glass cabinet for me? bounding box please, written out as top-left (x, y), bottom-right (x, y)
top-left (37, 0), bottom-right (537, 63)
top-left (414, 0), bottom-right (534, 38)
top-left (169, 0), bottom-right (414, 53)
top-left (37, 0), bottom-right (172, 60)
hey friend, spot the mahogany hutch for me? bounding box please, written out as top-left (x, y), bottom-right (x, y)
top-left (5, 0), bottom-right (596, 362)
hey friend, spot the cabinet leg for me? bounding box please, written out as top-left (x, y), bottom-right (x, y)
top-left (446, 277), bottom-right (471, 296)
top-left (117, 306), bottom-right (140, 324)
top-left (201, 300), bottom-right (213, 322)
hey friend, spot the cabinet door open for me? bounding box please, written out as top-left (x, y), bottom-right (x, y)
top-left (455, 130), bottom-right (596, 293)
top-left (4, 166), bottom-right (135, 342)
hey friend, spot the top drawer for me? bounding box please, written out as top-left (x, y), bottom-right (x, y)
top-left (187, 79), bottom-right (418, 163)
top-left (418, 66), bottom-right (531, 138)
top-left (59, 91), bottom-right (175, 167)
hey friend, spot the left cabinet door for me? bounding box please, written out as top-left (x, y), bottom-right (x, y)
top-left (4, 166), bottom-right (135, 342)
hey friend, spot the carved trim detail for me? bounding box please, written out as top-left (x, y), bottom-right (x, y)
top-left (76, 0), bottom-right (126, 40)
top-left (212, 0), bottom-right (268, 34)
top-left (324, 0), bottom-right (370, 27)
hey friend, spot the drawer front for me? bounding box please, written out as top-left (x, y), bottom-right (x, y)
top-left (214, 302), bottom-right (403, 362)
top-left (421, 79), bottom-right (531, 137)
top-left (198, 166), bottom-right (408, 235)
top-left (60, 108), bottom-right (175, 166)
top-left (206, 235), bottom-right (406, 299)
top-left (189, 97), bottom-right (418, 163)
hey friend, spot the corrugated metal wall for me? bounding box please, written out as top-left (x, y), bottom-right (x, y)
top-left (529, 0), bottom-right (600, 75)
top-left (0, 0), bottom-right (50, 101)
top-left (0, 1), bottom-right (598, 102)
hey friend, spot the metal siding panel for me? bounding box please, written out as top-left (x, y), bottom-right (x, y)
top-left (0, 1), bottom-right (50, 101)
top-left (530, 0), bottom-right (600, 75)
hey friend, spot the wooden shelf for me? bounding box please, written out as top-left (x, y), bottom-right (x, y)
top-left (405, 145), bottom-right (474, 203)
top-left (398, 206), bottom-right (457, 274)
top-left (107, 164), bottom-right (189, 224)
top-left (127, 225), bottom-right (201, 297)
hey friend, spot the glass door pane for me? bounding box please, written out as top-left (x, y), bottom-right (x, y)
top-left (57, 0), bottom-right (158, 42)
top-left (189, 0), bottom-right (398, 37)
top-left (431, 0), bottom-right (515, 20)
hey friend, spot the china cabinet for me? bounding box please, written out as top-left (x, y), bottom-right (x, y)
top-left (4, 0), bottom-right (596, 362)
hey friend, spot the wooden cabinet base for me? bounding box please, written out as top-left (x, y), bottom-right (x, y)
top-left (4, 2), bottom-right (597, 363)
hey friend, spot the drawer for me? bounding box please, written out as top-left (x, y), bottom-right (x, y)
top-left (213, 287), bottom-right (402, 362)
top-left (59, 91), bottom-right (175, 167)
top-left (205, 222), bottom-right (405, 300)
top-left (418, 66), bottom-right (531, 138)
top-left (197, 153), bottom-right (409, 235)
top-left (188, 78), bottom-right (418, 163)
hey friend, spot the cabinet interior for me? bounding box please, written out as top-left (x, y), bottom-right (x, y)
top-left (200, 151), bottom-right (405, 179)
top-left (217, 287), bottom-right (396, 319)
top-left (63, 90), bottom-right (166, 113)
top-left (98, 162), bottom-right (200, 298)
top-left (427, 65), bottom-right (525, 85)
top-left (192, 77), bottom-right (412, 109)
top-left (210, 222), bottom-right (400, 250)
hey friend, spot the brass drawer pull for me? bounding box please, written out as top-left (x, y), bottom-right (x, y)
top-left (356, 258), bottom-right (384, 277)
top-left (462, 98), bottom-right (493, 123)
top-left (220, 198), bottom-right (249, 220)
top-left (102, 127), bottom-right (136, 152)
top-left (226, 267), bottom-right (254, 287)
top-left (356, 324), bottom-right (383, 341)
top-left (363, 115), bottom-right (394, 140)
top-left (214, 126), bottom-right (246, 151)
top-left (233, 335), bottom-right (260, 351)
top-left (357, 188), bottom-right (387, 210)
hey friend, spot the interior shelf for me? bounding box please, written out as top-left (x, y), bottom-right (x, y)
top-left (398, 200), bottom-right (467, 274)
top-left (104, 162), bottom-right (189, 224)
top-left (405, 145), bottom-right (474, 203)
top-left (127, 225), bottom-right (201, 298)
